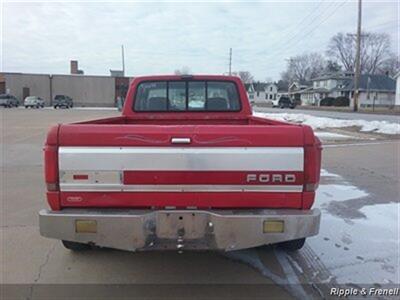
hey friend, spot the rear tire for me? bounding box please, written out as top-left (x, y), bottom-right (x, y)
top-left (62, 240), bottom-right (92, 251)
top-left (278, 238), bottom-right (306, 251)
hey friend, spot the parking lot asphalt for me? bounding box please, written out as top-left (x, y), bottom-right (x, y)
top-left (1, 108), bottom-right (399, 299)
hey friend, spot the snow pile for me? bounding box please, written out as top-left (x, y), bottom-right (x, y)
top-left (315, 132), bottom-right (356, 140)
top-left (254, 112), bottom-right (400, 135)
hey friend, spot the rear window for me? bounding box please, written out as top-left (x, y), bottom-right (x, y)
top-left (134, 81), bottom-right (240, 112)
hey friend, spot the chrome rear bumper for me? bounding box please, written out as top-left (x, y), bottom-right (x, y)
top-left (39, 208), bottom-right (320, 251)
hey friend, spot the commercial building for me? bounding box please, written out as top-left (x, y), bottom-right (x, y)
top-left (0, 60), bottom-right (131, 107)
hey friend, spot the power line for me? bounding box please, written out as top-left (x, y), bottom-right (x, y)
top-left (364, 20), bottom-right (397, 30)
top-left (257, 0), bottom-right (329, 56)
top-left (261, 1), bottom-right (343, 59)
top-left (270, 0), bottom-right (349, 59)
top-left (271, 1), bottom-right (326, 46)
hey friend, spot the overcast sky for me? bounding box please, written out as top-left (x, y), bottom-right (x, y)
top-left (2, 0), bottom-right (398, 81)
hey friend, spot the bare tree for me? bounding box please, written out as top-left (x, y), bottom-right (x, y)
top-left (276, 79), bottom-right (289, 91)
top-left (378, 53), bottom-right (400, 76)
top-left (324, 60), bottom-right (342, 73)
top-left (174, 66), bottom-right (191, 75)
top-left (231, 71), bottom-right (254, 83)
top-left (280, 52), bottom-right (325, 84)
top-left (327, 32), bottom-right (393, 74)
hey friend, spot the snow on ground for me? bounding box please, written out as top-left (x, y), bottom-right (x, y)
top-left (254, 112), bottom-right (400, 135)
top-left (308, 170), bottom-right (399, 284)
top-left (315, 132), bottom-right (357, 141)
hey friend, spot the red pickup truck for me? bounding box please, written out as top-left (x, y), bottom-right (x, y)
top-left (39, 75), bottom-right (321, 252)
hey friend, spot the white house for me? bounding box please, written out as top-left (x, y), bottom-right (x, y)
top-left (341, 74), bottom-right (396, 108)
top-left (298, 72), bottom-right (396, 107)
top-left (245, 82), bottom-right (279, 104)
top-left (299, 72), bottom-right (353, 105)
top-left (288, 82), bottom-right (309, 104)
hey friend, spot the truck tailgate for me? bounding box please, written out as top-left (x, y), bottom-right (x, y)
top-left (56, 123), bottom-right (309, 209)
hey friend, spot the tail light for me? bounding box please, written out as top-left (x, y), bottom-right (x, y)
top-left (44, 145), bottom-right (58, 191)
top-left (303, 144), bottom-right (321, 192)
top-left (44, 125), bottom-right (60, 210)
top-left (302, 126), bottom-right (322, 209)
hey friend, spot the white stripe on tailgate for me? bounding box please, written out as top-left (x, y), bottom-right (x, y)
top-left (59, 184), bottom-right (303, 193)
top-left (59, 147), bottom-right (304, 171)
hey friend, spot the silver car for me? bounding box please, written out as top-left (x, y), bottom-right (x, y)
top-left (24, 96), bottom-right (45, 108)
top-left (0, 94), bottom-right (20, 107)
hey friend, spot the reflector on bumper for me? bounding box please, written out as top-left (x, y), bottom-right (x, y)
top-left (263, 220), bottom-right (284, 233)
top-left (75, 220), bottom-right (97, 233)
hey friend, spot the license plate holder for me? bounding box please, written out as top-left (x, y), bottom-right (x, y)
top-left (156, 211), bottom-right (208, 239)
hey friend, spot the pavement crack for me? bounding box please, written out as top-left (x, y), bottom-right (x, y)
top-left (26, 242), bottom-right (57, 300)
top-left (33, 242), bottom-right (56, 283)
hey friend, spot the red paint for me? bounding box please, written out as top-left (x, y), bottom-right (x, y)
top-left (44, 125), bottom-right (60, 210)
top-left (58, 121), bottom-right (304, 147)
top-left (47, 192), bottom-right (60, 211)
top-left (60, 191), bottom-right (302, 209)
top-left (302, 192), bottom-right (316, 210)
top-left (123, 171), bottom-right (304, 185)
top-left (302, 127), bottom-right (322, 208)
top-left (73, 174), bottom-right (89, 180)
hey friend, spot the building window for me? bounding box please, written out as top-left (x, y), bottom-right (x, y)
top-left (269, 94), bottom-right (273, 99)
top-left (270, 87), bottom-right (273, 91)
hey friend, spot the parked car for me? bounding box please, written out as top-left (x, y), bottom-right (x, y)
top-left (271, 97), bottom-right (280, 107)
top-left (278, 96), bottom-right (296, 109)
top-left (54, 95), bottom-right (73, 109)
top-left (0, 94), bottom-right (20, 107)
top-left (24, 96), bottom-right (45, 108)
top-left (39, 75), bottom-right (322, 253)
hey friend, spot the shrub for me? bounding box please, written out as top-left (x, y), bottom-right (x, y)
top-left (319, 97), bottom-right (334, 106)
top-left (333, 96), bottom-right (350, 107)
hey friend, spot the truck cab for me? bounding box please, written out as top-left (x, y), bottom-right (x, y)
top-left (39, 75), bottom-right (321, 252)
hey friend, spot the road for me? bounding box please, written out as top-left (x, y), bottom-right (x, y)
top-left (1, 108), bottom-right (399, 299)
top-left (255, 106), bottom-right (400, 123)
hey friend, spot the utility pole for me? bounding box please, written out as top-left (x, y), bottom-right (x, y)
top-left (121, 45), bottom-right (125, 76)
top-left (353, 0), bottom-right (362, 112)
top-left (229, 48), bottom-right (232, 75)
